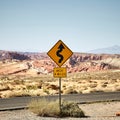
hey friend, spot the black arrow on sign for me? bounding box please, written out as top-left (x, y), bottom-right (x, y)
top-left (56, 43), bottom-right (65, 63)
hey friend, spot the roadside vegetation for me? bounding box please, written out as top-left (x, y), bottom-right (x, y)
top-left (28, 98), bottom-right (85, 117)
top-left (0, 70), bottom-right (120, 98)
top-left (68, 70), bottom-right (120, 80)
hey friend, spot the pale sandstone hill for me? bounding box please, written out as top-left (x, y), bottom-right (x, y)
top-left (0, 51), bottom-right (120, 75)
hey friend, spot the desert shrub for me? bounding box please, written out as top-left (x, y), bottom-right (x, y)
top-left (26, 85), bottom-right (38, 90)
top-left (63, 88), bottom-right (78, 94)
top-left (28, 99), bottom-right (85, 118)
top-left (61, 101), bottom-right (85, 117)
top-left (43, 88), bottom-right (50, 94)
top-left (13, 79), bottom-right (24, 85)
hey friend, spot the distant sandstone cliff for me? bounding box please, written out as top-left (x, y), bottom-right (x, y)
top-left (0, 50), bottom-right (30, 61)
top-left (0, 50), bottom-right (120, 75)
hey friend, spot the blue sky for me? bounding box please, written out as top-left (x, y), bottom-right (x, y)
top-left (0, 0), bottom-right (120, 52)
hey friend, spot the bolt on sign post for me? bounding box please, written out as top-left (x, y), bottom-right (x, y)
top-left (47, 40), bottom-right (73, 113)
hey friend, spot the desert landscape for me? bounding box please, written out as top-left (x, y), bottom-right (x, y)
top-left (0, 50), bottom-right (120, 98)
top-left (1, 0), bottom-right (120, 119)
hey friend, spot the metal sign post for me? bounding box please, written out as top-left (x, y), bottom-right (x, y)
top-left (47, 40), bottom-right (73, 114)
top-left (59, 77), bottom-right (62, 113)
top-left (53, 67), bottom-right (66, 113)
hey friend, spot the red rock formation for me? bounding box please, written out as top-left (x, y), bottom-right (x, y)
top-left (0, 51), bottom-right (30, 61)
top-left (0, 51), bottom-right (119, 75)
top-left (116, 112), bottom-right (120, 116)
top-left (0, 62), bottom-right (29, 75)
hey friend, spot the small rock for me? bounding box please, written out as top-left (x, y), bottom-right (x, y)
top-left (116, 112), bottom-right (120, 116)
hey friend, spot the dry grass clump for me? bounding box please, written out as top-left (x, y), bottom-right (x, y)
top-left (63, 87), bottom-right (78, 94)
top-left (28, 98), bottom-right (60, 117)
top-left (70, 70), bottom-right (120, 80)
top-left (28, 99), bottom-right (85, 118)
top-left (0, 84), bottom-right (10, 91)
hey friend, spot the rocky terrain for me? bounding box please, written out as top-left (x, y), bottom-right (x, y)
top-left (0, 50), bottom-right (120, 98)
top-left (0, 50), bottom-right (120, 75)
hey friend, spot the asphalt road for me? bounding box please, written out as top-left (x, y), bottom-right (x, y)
top-left (0, 92), bottom-right (120, 111)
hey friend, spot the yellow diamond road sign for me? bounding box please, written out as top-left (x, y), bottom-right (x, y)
top-left (53, 67), bottom-right (67, 78)
top-left (47, 40), bottom-right (73, 67)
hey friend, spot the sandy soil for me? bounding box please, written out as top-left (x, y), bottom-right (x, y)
top-left (0, 101), bottom-right (120, 120)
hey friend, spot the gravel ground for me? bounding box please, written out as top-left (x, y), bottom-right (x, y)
top-left (0, 102), bottom-right (120, 120)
